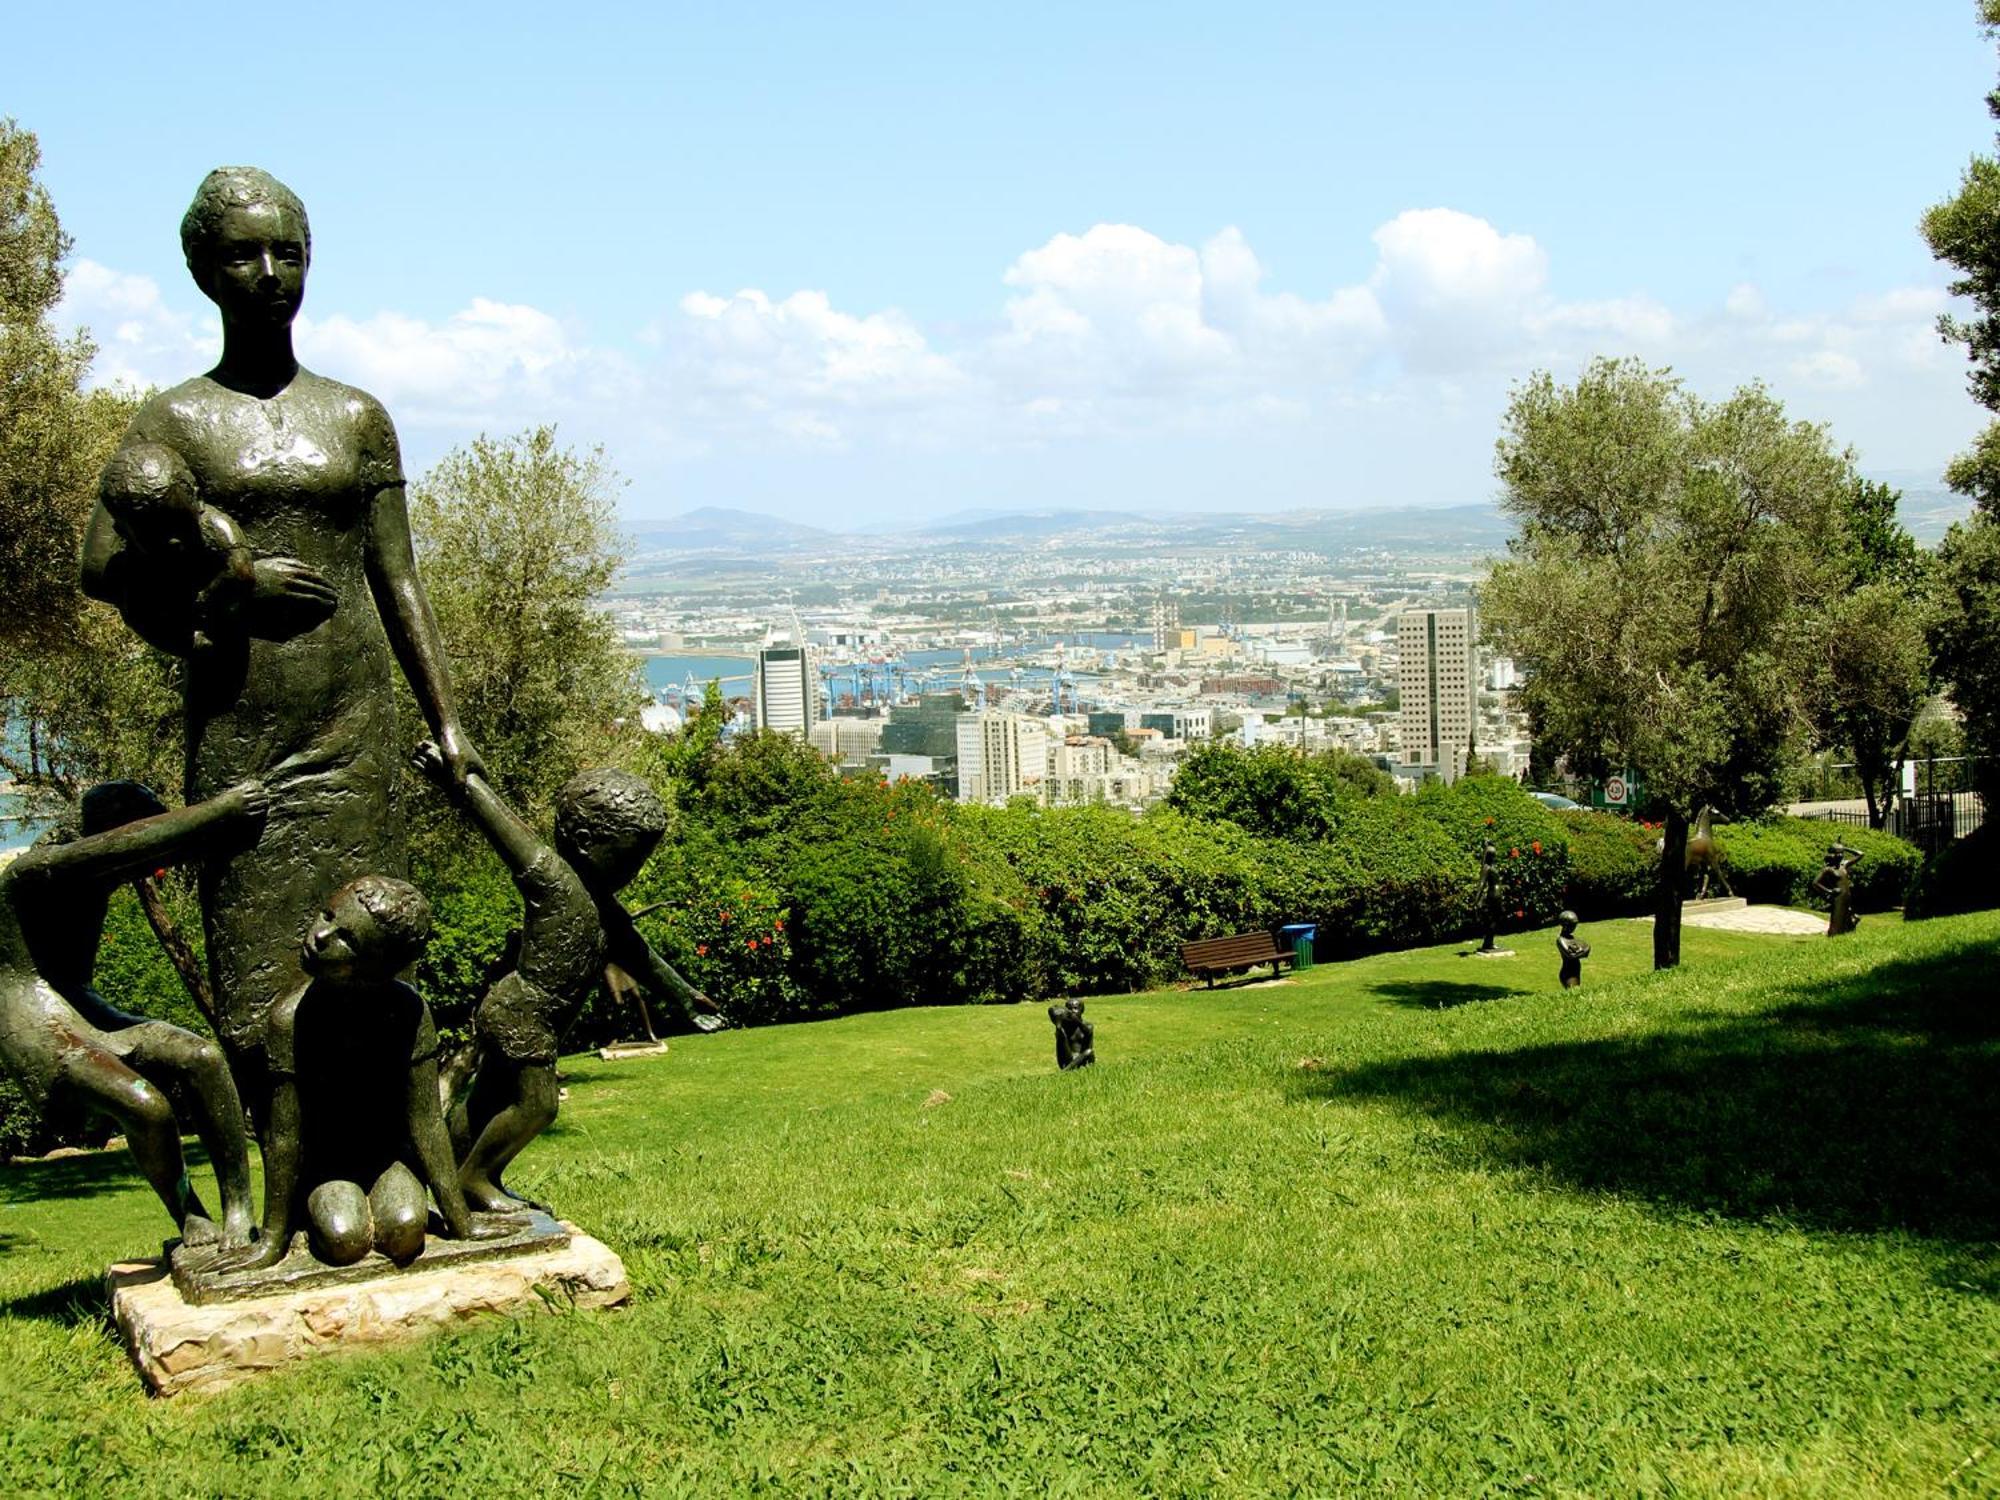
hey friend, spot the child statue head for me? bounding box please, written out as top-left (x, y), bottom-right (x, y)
top-left (554, 769), bottom-right (669, 893)
top-left (302, 875), bottom-right (432, 982)
top-left (100, 442), bottom-right (201, 554)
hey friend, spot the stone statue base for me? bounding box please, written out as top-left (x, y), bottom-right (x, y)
top-left (598, 1039), bottom-right (670, 1061)
top-left (1469, 948), bottom-right (1517, 959)
top-left (170, 1208), bottom-right (571, 1305)
top-left (109, 1220), bottom-right (628, 1396)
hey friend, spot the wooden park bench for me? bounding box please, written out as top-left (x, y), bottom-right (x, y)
top-left (1181, 930), bottom-right (1295, 988)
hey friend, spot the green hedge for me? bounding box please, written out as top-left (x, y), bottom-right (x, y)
top-left (1715, 819), bottom-right (1918, 911)
top-left (1556, 809), bottom-right (1920, 919)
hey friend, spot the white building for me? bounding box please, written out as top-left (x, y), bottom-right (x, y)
top-left (1397, 607), bottom-right (1479, 784)
top-left (956, 711), bottom-right (1049, 805)
top-left (809, 716), bottom-right (885, 762)
top-left (1045, 736), bottom-right (1114, 805)
top-left (753, 644), bottom-right (820, 739)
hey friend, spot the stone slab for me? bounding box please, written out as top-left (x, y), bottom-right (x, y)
top-left (1682, 896), bottom-right (1748, 914)
top-left (171, 1208), bottom-right (571, 1305)
top-left (110, 1224), bottom-right (629, 1397)
top-left (598, 1039), bottom-right (670, 1061)
top-left (1469, 948), bottom-right (1517, 958)
top-left (1637, 903), bottom-right (1829, 935)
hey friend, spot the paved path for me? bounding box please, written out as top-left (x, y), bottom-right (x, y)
top-left (1636, 905), bottom-right (1828, 935)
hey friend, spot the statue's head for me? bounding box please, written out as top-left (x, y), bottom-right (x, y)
top-left (79, 781), bottom-right (170, 836)
top-left (100, 442), bottom-right (201, 549)
top-left (303, 874), bottom-right (432, 982)
top-left (555, 769), bottom-right (669, 893)
top-left (181, 167), bottom-right (310, 328)
top-left (1557, 909), bottom-right (1579, 932)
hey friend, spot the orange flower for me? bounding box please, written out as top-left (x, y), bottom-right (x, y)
top-left (1509, 847), bottom-right (1519, 859)
top-left (1514, 908), bottom-right (1525, 919)
top-left (696, 944), bottom-right (708, 957)
top-left (719, 911), bottom-right (731, 923)
top-left (747, 939), bottom-right (757, 951)
top-left (1531, 840), bottom-right (1542, 855)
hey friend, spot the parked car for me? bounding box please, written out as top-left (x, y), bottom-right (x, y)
top-left (1528, 791), bottom-right (1584, 812)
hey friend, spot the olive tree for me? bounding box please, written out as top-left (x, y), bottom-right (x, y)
top-left (409, 426), bottom-right (647, 814)
top-left (1483, 358), bottom-right (1850, 968)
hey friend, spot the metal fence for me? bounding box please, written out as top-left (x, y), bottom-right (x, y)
top-left (1795, 791), bottom-right (1985, 855)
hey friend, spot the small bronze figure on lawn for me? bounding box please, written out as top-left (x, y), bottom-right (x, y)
top-left (1556, 910), bottom-right (1590, 989)
top-left (0, 781), bottom-right (263, 1246)
top-left (413, 747), bottom-right (722, 1213)
top-left (1049, 997), bottom-right (1095, 1070)
top-left (1813, 841), bottom-right (1862, 937)
top-left (1478, 839), bottom-right (1502, 953)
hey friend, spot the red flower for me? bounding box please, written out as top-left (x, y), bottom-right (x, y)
top-left (1515, 908), bottom-right (1525, 919)
top-left (696, 944), bottom-right (708, 957)
top-left (1509, 847), bottom-right (1519, 859)
top-left (772, 919), bottom-right (783, 932)
top-left (747, 939), bottom-right (757, 951)
top-left (719, 911), bottom-right (731, 923)
top-left (1531, 840), bottom-right (1542, 855)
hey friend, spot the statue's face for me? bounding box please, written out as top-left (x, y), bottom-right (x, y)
top-left (301, 889), bottom-right (385, 980)
top-left (197, 200), bottom-right (307, 327)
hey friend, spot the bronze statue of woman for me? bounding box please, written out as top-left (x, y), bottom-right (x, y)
top-left (81, 167), bottom-right (479, 1118)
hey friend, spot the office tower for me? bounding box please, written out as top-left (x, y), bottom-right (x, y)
top-left (1398, 607), bottom-right (1478, 784)
top-left (753, 644), bottom-right (819, 739)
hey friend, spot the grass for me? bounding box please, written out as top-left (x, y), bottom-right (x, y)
top-left (2, 911), bottom-right (1997, 1496)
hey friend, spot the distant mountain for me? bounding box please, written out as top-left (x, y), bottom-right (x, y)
top-left (628, 507), bottom-right (837, 554)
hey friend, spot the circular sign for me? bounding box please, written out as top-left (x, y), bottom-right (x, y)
top-left (1604, 775), bottom-right (1628, 805)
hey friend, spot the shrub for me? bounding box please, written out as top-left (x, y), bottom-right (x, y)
top-left (1715, 819), bottom-right (1918, 911)
top-left (1558, 810), bottom-right (1659, 919)
top-left (1408, 776), bottom-right (1571, 932)
top-left (1903, 822), bottom-right (1999, 920)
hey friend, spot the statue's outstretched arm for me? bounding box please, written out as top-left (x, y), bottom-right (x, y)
top-left (12, 783), bottom-right (263, 891)
top-left (365, 484), bottom-right (481, 785)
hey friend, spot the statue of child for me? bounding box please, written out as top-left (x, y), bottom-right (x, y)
top-left (413, 747), bottom-right (721, 1214)
top-left (1556, 910), bottom-right (1591, 989)
top-left (1, 780), bottom-right (263, 1245)
top-left (215, 875), bottom-right (506, 1271)
top-left (98, 441), bottom-right (257, 656)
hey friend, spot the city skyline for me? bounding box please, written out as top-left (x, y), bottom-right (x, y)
top-left (12, 3), bottom-right (1995, 524)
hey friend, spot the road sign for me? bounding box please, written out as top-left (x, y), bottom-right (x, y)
top-left (1603, 774), bottom-right (1628, 806)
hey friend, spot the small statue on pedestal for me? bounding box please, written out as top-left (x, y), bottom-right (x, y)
top-left (1813, 841), bottom-right (1863, 936)
top-left (1556, 910), bottom-right (1590, 989)
top-left (1049, 998), bottom-right (1095, 1070)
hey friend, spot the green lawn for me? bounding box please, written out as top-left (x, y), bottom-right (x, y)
top-left (2, 912), bottom-right (1996, 1496)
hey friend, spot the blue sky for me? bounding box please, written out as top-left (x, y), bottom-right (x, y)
top-left (10, 2), bottom-right (1998, 524)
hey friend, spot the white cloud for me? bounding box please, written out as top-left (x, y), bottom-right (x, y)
top-left (56, 259), bottom-right (214, 390)
top-left (52, 213), bottom-right (1975, 497)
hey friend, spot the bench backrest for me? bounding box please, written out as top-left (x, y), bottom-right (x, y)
top-left (1182, 932), bottom-right (1282, 966)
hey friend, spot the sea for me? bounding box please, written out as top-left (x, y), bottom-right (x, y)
top-left (641, 632), bottom-right (1148, 705)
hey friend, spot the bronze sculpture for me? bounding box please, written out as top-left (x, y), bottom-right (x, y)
top-left (212, 875), bottom-right (506, 1274)
top-left (1, 781), bottom-right (262, 1244)
top-left (73, 168), bottom-right (513, 1287)
top-left (1555, 910), bottom-right (1590, 988)
top-left (82, 167), bottom-right (480, 1135)
top-left (411, 747), bottom-right (721, 1213)
top-left (1049, 998), bottom-right (1095, 1070)
top-left (1477, 839), bottom-right (1502, 953)
top-left (1683, 805), bottom-right (1732, 901)
top-left (1813, 841), bottom-right (1862, 936)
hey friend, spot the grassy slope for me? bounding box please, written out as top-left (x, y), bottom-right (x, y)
top-left (1, 913), bottom-right (1996, 1497)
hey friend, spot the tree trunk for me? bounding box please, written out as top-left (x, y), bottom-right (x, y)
top-left (1653, 806), bottom-right (1688, 970)
top-left (132, 876), bottom-right (219, 1032)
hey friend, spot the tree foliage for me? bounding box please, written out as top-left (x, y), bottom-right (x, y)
top-left (1921, 2), bottom-right (2000, 804)
top-left (0, 118), bottom-right (173, 802)
top-left (1165, 740), bottom-right (1390, 840)
top-left (410, 426), bottom-right (647, 813)
top-left (1483, 358), bottom-right (1851, 966)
